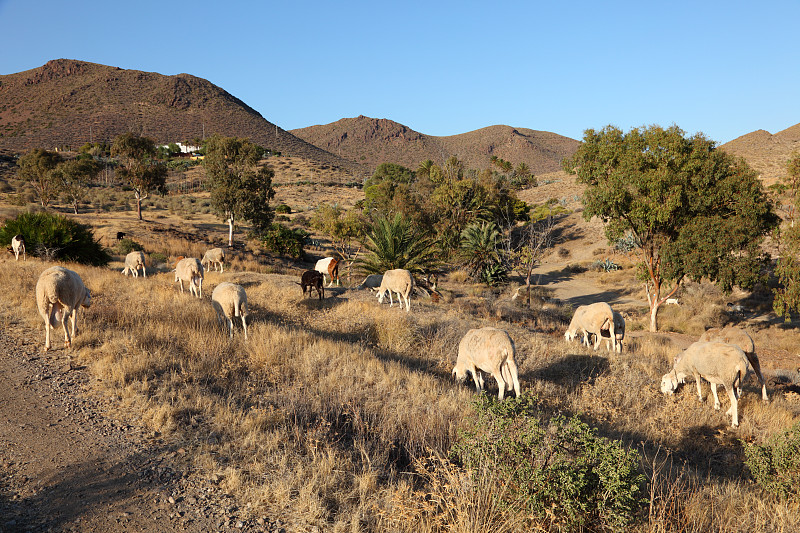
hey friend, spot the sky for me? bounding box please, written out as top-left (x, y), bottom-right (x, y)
top-left (0, 0), bottom-right (797, 145)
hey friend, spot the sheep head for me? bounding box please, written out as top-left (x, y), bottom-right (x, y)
top-left (82, 289), bottom-right (92, 308)
top-left (452, 364), bottom-right (467, 383)
top-left (660, 372), bottom-right (678, 394)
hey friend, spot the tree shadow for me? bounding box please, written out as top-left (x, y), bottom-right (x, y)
top-left (529, 353), bottom-right (610, 390)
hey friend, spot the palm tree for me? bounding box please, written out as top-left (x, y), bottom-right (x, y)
top-left (459, 220), bottom-right (506, 284)
top-left (357, 214), bottom-right (439, 274)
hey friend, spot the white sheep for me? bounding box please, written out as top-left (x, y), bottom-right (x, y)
top-left (564, 302), bottom-right (615, 352)
top-left (211, 282), bottom-right (249, 339)
top-left (376, 269), bottom-right (414, 312)
top-left (11, 234), bottom-right (26, 261)
top-left (201, 247), bottom-right (226, 273)
top-left (175, 257), bottom-right (204, 298)
top-left (121, 251), bottom-right (146, 278)
top-left (599, 310), bottom-right (626, 353)
top-left (660, 340), bottom-right (751, 428)
top-left (315, 257), bottom-right (340, 287)
top-left (356, 274), bottom-right (383, 291)
top-left (452, 327), bottom-right (521, 400)
top-left (35, 266), bottom-right (91, 350)
top-left (698, 326), bottom-right (768, 402)
top-left (665, 298), bottom-right (679, 305)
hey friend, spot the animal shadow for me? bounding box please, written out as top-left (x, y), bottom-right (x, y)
top-left (532, 354), bottom-right (609, 390)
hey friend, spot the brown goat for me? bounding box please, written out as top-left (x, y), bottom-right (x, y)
top-left (299, 269), bottom-right (325, 299)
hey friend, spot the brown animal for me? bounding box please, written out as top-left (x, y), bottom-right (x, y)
top-left (299, 269), bottom-right (325, 299)
top-left (315, 257), bottom-right (340, 287)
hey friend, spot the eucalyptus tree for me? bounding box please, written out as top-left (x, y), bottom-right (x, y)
top-left (17, 148), bottom-right (61, 208)
top-left (564, 124), bottom-right (778, 331)
top-left (52, 157), bottom-right (101, 214)
top-left (111, 133), bottom-right (167, 221)
top-left (773, 151), bottom-right (800, 320)
top-left (202, 135), bottom-right (275, 247)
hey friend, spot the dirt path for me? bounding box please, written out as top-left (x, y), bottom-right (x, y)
top-left (0, 327), bottom-right (275, 532)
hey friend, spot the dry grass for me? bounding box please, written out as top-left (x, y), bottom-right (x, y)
top-left (3, 233), bottom-right (800, 530)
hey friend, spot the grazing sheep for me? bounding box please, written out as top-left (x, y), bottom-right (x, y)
top-left (35, 266), bottom-right (91, 350)
top-left (11, 234), bottom-right (26, 261)
top-left (599, 310), bottom-right (626, 353)
top-left (315, 257), bottom-right (340, 287)
top-left (121, 251), bottom-right (146, 278)
top-left (699, 326), bottom-right (768, 402)
top-left (356, 274), bottom-right (383, 291)
top-left (201, 247), bottom-right (226, 273)
top-left (376, 269), bottom-right (414, 312)
top-left (564, 302), bottom-right (615, 352)
top-left (665, 298), bottom-right (679, 305)
top-left (452, 327), bottom-right (521, 400)
top-left (211, 282), bottom-right (248, 339)
top-left (660, 340), bottom-right (751, 428)
top-left (174, 257), bottom-right (204, 298)
top-left (116, 231), bottom-right (126, 241)
top-left (299, 269), bottom-right (324, 299)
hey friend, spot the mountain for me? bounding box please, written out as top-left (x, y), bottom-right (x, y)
top-left (291, 116), bottom-right (580, 174)
top-left (0, 59), bottom-right (362, 174)
top-left (720, 124), bottom-right (800, 184)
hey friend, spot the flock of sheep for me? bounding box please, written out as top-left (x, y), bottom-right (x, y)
top-left (17, 237), bottom-right (769, 428)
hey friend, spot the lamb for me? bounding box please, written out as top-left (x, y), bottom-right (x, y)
top-left (598, 310), bottom-right (625, 353)
top-left (452, 327), bottom-right (521, 400)
top-left (564, 302), bottom-right (615, 352)
top-left (699, 326), bottom-right (768, 402)
top-left (35, 266), bottom-right (91, 351)
top-left (376, 268), bottom-right (414, 312)
top-left (299, 269), bottom-right (324, 299)
top-left (211, 282), bottom-right (249, 339)
top-left (201, 247), bottom-right (226, 273)
top-left (121, 251), bottom-right (147, 278)
top-left (356, 274), bottom-right (383, 291)
top-left (174, 257), bottom-right (204, 298)
top-left (314, 257), bottom-right (340, 287)
top-left (665, 298), bottom-right (679, 305)
top-left (11, 234), bottom-right (26, 261)
top-left (660, 340), bottom-right (751, 427)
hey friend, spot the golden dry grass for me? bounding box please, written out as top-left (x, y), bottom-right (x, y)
top-left (3, 249), bottom-right (800, 531)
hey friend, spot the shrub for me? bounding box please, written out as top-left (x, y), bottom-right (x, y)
top-left (450, 394), bottom-right (645, 532)
top-left (0, 211), bottom-right (111, 266)
top-left (275, 203), bottom-right (292, 214)
top-left (744, 421), bottom-right (800, 501)
top-left (259, 223), bottom-right (308, 259)
top-left (116, 238), bottom-right (144, 255)
top-left (149, 252), bottom-right (168, 267)
top-left (613, 233), bottom-right (640, 253)
top-left (592, 258), bottom-right (621, 272)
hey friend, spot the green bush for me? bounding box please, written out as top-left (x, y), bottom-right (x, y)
top-left (0, 211), bottom-right (111, 266)
top-left (744, 421), bottom-right (800, 500)
top-left (450, 395), bottom-right (645, 531)
top-left (149, 251), bottom-right (168, 267)
top-left (259, 223), bottom-right (309, 259)
top-left (593, 258), bottom-right (621, 272)
top-left (116, 238), bottom-right (144, 255)
top-left (275, 203), bottom-right (292, 214)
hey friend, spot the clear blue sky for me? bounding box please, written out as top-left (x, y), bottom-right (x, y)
top-left (1, 0), bottom-right (797, 145)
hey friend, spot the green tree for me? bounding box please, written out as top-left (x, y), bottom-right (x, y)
top-left (460, 221), bottom-right (506, 284)
top-left (202, 135), bottom-right (275, 247)
top-left (357, 213), bottom-right (439, 274)
top-left (111, 133), bottom-right (167, 220)
top-left (17, 148), bottom-right (61, 207)
top-left (52, 158), bottom-right (101, 214)
top-left (311, 203), bottom-right (368, 282)
top-left (363, 163), bottom-right (415, 214)
top-left (773, 152), bottom-right (800, 320)
top-left (563, 125), bottom-right (778, 331)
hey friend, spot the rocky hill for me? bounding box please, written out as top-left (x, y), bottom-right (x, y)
top-left (291, 116), bottom-right (580, 174)
top-left (0, 59), bottom-right (363, 175)
top-left (720, 123), bottom-right (800, 184)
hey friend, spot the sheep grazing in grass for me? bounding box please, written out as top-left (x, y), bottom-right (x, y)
top-left (660, 340), bottom-right (751, 428)
top-left (356, 274), bottom-right (383, 291)
top-left (211, 282), bottom-right (249, 339)
top-left (564, 302), bottom-right (615, 352)
top-left (35, 266), bottom-right (91, 351)
top-left (116, 231), bottom-right (126, 241)
top-left (665, 298), bottom-right (680, 305)
top-left (11, 234), bottom-right (26, 261)
top-left (299, 269), bottom-right (324, 299)
top-left (121, 251), bottom-right (147, 278)
top-left (175, 257), bottom-right (204, 298)
top-left (201, 247), bottom-right (226, 273)
top-left (699, 326), bottom-right (768, 402)
top-left (598, 310), bottom-right (626, 353)
top-left (453, 327), bottom-right (521, 400)
top-left (315, 257), bottom-right (340, 287)
top-left (376, 269), bottom-right (414, 312)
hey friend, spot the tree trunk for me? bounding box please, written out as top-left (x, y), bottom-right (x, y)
top-left (136, 197), bottom-right (142, 220)
top-left (73, 201), bottom-right (79, 215)
top-left (227, 214), bottom-right (235, 247)
top-left (649, 302), bottom-right (660, 332)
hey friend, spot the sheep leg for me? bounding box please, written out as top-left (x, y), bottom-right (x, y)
top-left (710, 383), bottom-right (721, 410)
top-left (490, 369), bottom-right (507, 400)
top-left (44, 304), bottom-right (54, 350)
top-left (179, 279), bottom-right (184, 293)
top-left (693, 373), bottom-right (704, 403)
top-left (726, 386), bottom-right (739, 427)
top-left (142, 265), bottom-right (146, 278)
top-left (388, 290), bottom-right (394, 307)
top-left (226, 317), bottom-right (234, 338)
top-left (503, 359), bottom-right (521, 398)
top-left (469, 365), bottom-right (483, 393)
top-left (241, 315), bottom-right (247, 340)
top-left (745, 353), bottom-right (768, 402)
top-left (61, 305), bottom-right (73, 349)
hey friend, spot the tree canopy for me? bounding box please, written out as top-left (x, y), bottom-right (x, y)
top-left (773, 151), bottom-right (800, 321)
top-left (202, 135), bottom-right (275, 247)
top-left (111, 133), bottom-right (167, 220)
top-left (564, 124), bottom-right (779, 331)
top-left (17, 148), bottom-right (62, 208)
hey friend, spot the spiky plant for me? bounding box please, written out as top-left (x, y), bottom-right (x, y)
top-left (357, 213), bottom-right (439, 274)
top-left (460, 220), bottom-right (506, 284)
